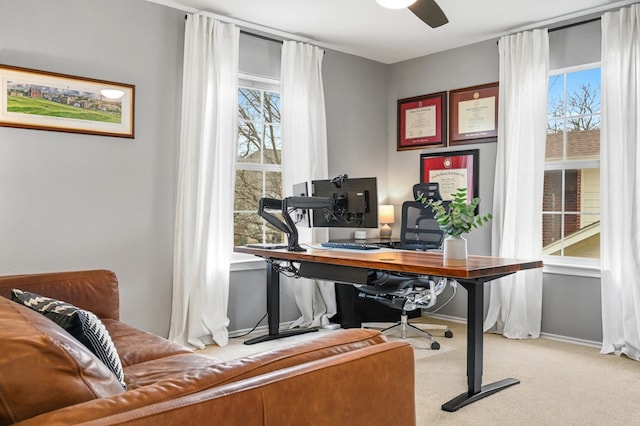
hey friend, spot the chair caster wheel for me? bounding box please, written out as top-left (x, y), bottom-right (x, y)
top-left (444, 330), bottom-right (453, 338)
top-left (430, 341), bottom-right (440, 350)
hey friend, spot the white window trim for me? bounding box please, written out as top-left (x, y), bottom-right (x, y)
top-left (231, 253), bottom-right (266, 271)
top-left (544, 62), bottom-right (602, 275)
top-left (233, 72), bottom-right (283, 260)
top-left (543, 255), bottom-right (600, 278)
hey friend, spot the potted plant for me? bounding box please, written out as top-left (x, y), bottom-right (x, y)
top-left (420, 187), bottom-right (492, 266)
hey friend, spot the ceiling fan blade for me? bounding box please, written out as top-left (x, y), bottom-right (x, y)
top-left (408, 0), bottom-right (449, 28)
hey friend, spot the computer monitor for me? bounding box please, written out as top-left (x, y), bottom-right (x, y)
top-left (311, 175), bottom-right (379, 228)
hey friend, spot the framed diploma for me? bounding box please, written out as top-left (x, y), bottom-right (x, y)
top-left (449, 82), bottom-right (498, 145)
top-left (397, 91), bottom-right (446, 151)
top-left (420, 149), bottom-right (479, 207)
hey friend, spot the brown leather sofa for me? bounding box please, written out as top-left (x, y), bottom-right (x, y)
top-left (0, 269), bottom-right (416, 425)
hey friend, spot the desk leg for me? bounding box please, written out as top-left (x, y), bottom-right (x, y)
top-left (441, 280), bottom-right (520, 411)
top-left (244, 260), bottom-right (318, 345)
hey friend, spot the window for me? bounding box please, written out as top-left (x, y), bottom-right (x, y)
top-left (544, 64), bottom-right (600, 261)
top-left (234, 74), bottom-right (284, 246)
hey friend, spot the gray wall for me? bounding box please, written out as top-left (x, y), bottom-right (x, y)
top-left (387, 39), bottom-right (500, 319)
top-left (0, 0), bottom-right (185, 336)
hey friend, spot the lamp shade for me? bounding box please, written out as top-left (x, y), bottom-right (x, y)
top-left (379, 204), bottom-right (395, 224)
top-left (376, 0), bottom-right (417, 9)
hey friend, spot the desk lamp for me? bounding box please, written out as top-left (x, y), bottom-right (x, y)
top-left (379, 204), bottom-right (395, 238)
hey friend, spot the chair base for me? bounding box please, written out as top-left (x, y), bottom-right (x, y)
top-left (364, 312), bottom-right (452, 350)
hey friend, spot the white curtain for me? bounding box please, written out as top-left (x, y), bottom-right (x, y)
top-left (169, 15), bottom-right (239, 349)
top-left (484, 29), bottom-right (548, 338)
top-left (281, 41), bottom-right (335, 328)
top-left (600, 4), bottom-right (640, 360)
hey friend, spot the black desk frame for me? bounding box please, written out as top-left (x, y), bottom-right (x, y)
top-left (243, 254), bottom-right (525, 412)
top-left (442, 274), bottom-right (519, 411)
top-left (243, 259), bottom-right (319, 345)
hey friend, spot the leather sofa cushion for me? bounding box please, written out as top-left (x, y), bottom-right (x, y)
top-left (124, 328), bottom-right (389, 392)
top-left (11, 289), bottom-right (126, 389)
top-left (103, 319), bottom-right (193, 367)
top-left (0, 297), bottom-right (125, 425)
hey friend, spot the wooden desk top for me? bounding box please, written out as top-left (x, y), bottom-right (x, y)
top-left (234, 245), bottom-right (543, 280)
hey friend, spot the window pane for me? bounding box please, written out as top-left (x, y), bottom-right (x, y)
top-left (562, 214), bottom-right (600, 259)
top-left (562, 168), bottom-right (600, 213)
top-left (543, 170), bottom-right (563, 212)
top-left (264, 91), bottom-right (280, 123)
top-left (566, 127), bottom-right (600, 161)
top-left (263, 124), bottom-right (281, 165)
top-left (265, 171), bottom-right (282, 199)
top-left (239, 88), bottom-right (262, 121)
top-left (542, 213), bottom-right (562, 251)
top-left (545, 121), bottom-right (564, 161)
top-left (566, 68), bottom-right (601, 116)
top-left (579, 168), bottom-right (600, 213)
top-left (265, 216), bottom-right (285, 244)
top-left (547, 74), bottom-right (564, 120)
top-left (234, 170), bottom-right (262, 211)
top-left (234, 212), bottom-right (264, 246)
top-left (237, 123), bottom-right (261, 163)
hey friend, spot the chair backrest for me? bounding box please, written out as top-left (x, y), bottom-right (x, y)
top-left (412, 182), bottom-right (442, 201)
top-left (397, 200), bottom-right (446, 251)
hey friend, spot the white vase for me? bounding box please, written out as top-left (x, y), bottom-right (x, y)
top-left (443, 235), bottom-right (468, 267)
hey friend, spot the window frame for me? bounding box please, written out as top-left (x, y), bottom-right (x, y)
top-left (543, 62), bottom-right (601, 277)
top-left (232, 72), bottom-right (282, 266)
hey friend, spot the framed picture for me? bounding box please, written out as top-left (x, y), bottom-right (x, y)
top-left (397, 91), bottom-right (446, 151)
top-left (420, 149), bottom-right (479, 204)
top-left (449, 82), bottom-right (498, 145)
top-left (0, 64), bottom-right (134, 138)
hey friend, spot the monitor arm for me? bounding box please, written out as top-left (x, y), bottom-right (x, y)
top-left (258, 196), bottom-right (334, 252)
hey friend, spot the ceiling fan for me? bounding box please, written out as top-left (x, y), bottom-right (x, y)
top-left (376, 0), bottom-right (449, 28)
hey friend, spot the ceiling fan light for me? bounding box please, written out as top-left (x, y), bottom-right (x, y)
top-left (376, 0), bottom-right (417, 9)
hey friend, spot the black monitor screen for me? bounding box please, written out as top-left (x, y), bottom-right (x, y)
top-left (311, 176), bottom-right (378, 228)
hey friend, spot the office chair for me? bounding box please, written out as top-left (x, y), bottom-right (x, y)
top-left (358, 183), bottom-right (454, 349)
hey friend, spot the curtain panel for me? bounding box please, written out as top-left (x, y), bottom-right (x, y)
top-left (600, 4), bottom-right (640, 360)
top-left (484, 29), bottom-right (549, 338)
top-left (169, 15), bottom-right (239, 349)
top-left (280, 41), bottom-right (335, 328)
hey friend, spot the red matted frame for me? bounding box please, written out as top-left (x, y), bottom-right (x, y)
top-left (449, 82), bottom-right (498, 146)
top-left (420, 149), bottom-right (479, 206)
top-left (397, 91), bottom-right (446, 151)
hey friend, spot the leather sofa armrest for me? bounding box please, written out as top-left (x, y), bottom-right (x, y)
top-left (14, 341), bottom-right (416, 426)
top-left (0, 270), bottom-right (119, 320)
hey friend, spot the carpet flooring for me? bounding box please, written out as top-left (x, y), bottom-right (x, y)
top-left (198, 318), bottom-right (640, 425)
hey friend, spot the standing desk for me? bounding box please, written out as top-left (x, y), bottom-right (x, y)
top-left (234, 245), bottom-right (542, 411)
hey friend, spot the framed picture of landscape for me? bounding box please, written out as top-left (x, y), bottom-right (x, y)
top-left (0, 64), bottom-right (134, 138)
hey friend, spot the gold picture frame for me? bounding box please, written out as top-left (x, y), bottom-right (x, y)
top-left (0, 64), bottom-right (134, 138)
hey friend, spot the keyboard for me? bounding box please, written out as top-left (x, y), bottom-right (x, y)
top-left (321, 242), bottom-right (380, 250)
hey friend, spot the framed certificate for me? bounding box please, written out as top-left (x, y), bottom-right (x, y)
top-left (420, 149), bottom-right (479, 207)
top-left (449, 82), bottom-right (498, 145)
top-left (397, 91), bottom-right (446, 151)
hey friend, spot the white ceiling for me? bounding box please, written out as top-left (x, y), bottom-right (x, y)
top-left (148, 0), bottom-right (637, 64)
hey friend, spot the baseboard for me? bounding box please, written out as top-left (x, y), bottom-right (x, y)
top-left (421, 311), bottom-right (467, 324)
top-left (421, 312), bottom-right (602, 349)
top-left (229, 317), bottom-right (602, 350)
top-left (540, 332), bottom-right (601, 349)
